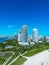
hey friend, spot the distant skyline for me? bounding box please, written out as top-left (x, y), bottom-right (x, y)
top-left (0, 0), bottom-right (49, 36)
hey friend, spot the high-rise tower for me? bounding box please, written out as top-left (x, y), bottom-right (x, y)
top-left (21, 25), bottom-right (28, 42)
top-left (33, 28), bottom-right (38, 43)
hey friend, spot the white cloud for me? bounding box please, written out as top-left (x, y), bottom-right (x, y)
top-left (8, 25), bottom-right (12, 28)
top-left (8, 25), bottom-right (14, 28)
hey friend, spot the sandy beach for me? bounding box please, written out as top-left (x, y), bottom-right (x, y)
top-left (23, 50), bottom-right (49, 65)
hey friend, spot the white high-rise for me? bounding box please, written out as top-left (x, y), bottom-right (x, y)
top-left (33, 28), bottom-right (38, 43)
top-left (18, 29), bottom-right (22, 42)
top-left (21, 25), bottom-right (28, 42)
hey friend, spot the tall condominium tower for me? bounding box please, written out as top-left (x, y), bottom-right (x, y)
top-left (21, 25), bottom-right (28, 42)
top-left (33, 28), bottom-right (38, 43)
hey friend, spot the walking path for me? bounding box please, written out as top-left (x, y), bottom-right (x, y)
top-left (2, 51), bottom-right (14, 65)
top-left (23, 50), bottom-right (49, 65)
top-left (8, 55), bottom-right (20, 65)
top-left (7, 49), bottom-right (37, 65)
top-left (2, 55), bottom-right (12, 65)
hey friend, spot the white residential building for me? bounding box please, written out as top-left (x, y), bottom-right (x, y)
top-left (33, 28), bottom-right (38, 43)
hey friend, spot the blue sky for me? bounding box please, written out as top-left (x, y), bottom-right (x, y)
top-left (0, 0), bottom-right (49, 36)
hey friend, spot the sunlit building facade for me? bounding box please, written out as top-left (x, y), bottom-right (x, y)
top-left (21, 25), bottom-right (28, 42)
top-left (33, 28), bottom-right (38, 43)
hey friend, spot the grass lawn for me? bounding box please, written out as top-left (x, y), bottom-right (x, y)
top-left (24, 46), bottom-right (49, 57)
top-left (0, 52), bottom-right (13, 65)
top-left (0, 42), bottom-right (49, 65)
top-left (0, 56), bottom-right (4, 65)
top-left (11, 57), bottom-right (26, 65)
top-left (6, 56), bottom-right (13, 65)
top-left (6, 51), bottom-right (19, 65)
top-left (24, 49), bottom-right (42, 57)
top-left (6, 55), bottom-right (16, 65)
top-left (10, 46), bottom-right (49, 65)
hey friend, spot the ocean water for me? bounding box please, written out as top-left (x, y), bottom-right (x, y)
top-left (0, 37), bottom-right (8, 43)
